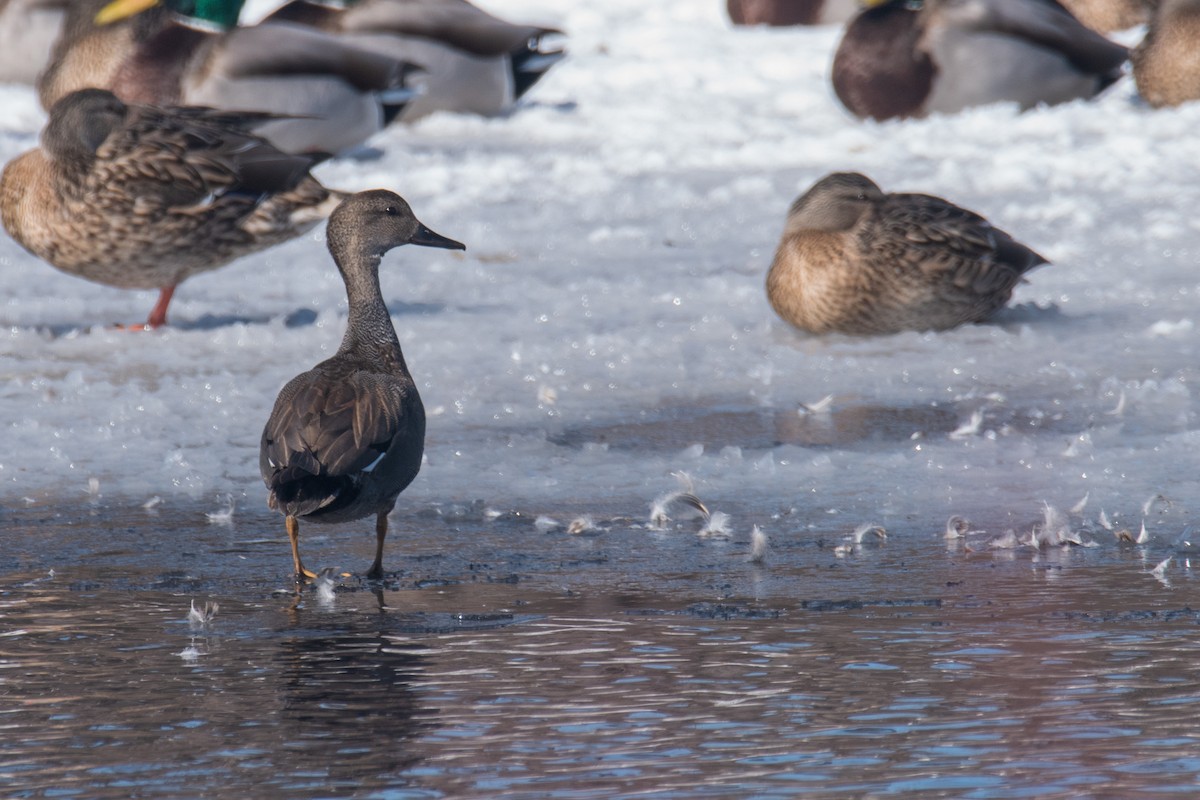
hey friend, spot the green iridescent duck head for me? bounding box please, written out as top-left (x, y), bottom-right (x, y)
top-left (96, 0), bottom-right (245, 30)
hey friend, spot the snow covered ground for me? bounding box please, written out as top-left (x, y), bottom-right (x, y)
top-left (1, 1), bottom-right (1198, 542)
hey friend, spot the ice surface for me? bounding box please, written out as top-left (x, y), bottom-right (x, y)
top-left (2, 2), bottom-right (1198, 541)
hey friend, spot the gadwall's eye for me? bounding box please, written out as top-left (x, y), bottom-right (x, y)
top-left (384, 206), bottom-right (397, 216)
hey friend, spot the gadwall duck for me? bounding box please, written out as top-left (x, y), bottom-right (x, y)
top-left (1060, 0), bottom-right (1155, 32)
top-left (766, 172), bottom-right (1048, 335)
top-left (260, 189), bottom-right (465, 583)
top-left (39, 0), bottom-right (421, 156)
top-left (726, 0), bottom-right (857, 25)
top-left (263, 0), bottom-right (565, 122)
top-left (0, 0), bottom-right (70, 84)
top-left (1133, 0), bottom-right (1200, 108)
top-left (831, 0), bottom-right (1129, 121)
top-left (0, 88), bottom-right (340, 328)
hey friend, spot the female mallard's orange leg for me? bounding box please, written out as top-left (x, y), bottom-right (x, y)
top-left (287, 515), bottom-right (318, 583)
top-left (115, 285), bottom-right (176, 331)
top-left (145, 285), bottom-right (176, 329)
top-left (366, 511), bottom-right (388, 580)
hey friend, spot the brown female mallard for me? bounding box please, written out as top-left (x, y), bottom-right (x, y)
top-left (260, 190), bottom-right (465, 583)
top-left (766, 172), bottom-right (1048, 336)
top-left (0, 88), bottom-right (341, 329)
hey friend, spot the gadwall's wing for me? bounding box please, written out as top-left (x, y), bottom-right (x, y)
top-left (261, 367), bottom-right (415, 516)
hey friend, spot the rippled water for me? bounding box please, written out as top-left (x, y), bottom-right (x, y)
top-left (3, 502), bottom-right (1200, 798)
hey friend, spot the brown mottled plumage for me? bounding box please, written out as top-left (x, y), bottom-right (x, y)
top-left (832, 0), bottom-right (1129, 122)
top-left (1133, 0), bottom-right (1200, 108)
top-left (263, 0), bottom-right (565, 122)
top-left (1060, 0), bottom-right (1155, 32)
top-left (766, 172), bottom-right (1048, 336)
top-left (260, 190), bottom-right (465, 583)
top-left (0, 88), bottom-right (339, 328)
top-left (726, 0), bottom-right (857, 26)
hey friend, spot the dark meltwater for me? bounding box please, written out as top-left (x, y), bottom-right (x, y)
top-left (3, 500), bottom-right (1200, 798)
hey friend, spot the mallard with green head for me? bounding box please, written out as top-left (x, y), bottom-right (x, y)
top-left (0, 88), bottom-right (342, 329)
top-left (39, 0), bottom-right (422, 156)
top-left (261, 0), bottom-right (566, 122)
top-left (832, 0), bottom-right (1129, 121)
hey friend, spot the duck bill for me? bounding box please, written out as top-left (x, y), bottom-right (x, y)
top-left (411, 224), bottom-right (465, 251)
top-left (95, 0), bottom-right (161, 24)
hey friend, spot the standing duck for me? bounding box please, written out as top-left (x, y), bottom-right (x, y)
top-left (0, 0), bottom-right (70, 84)
top-left (1133, 0), bottom-right (1200, 108)
top-left (39, 0), bottom-right (421, 156)
top-left (260, 190), bottom-right (465, 583)
top-left (0, 88), bottom-right (340, 328)
top-left (726, 0), bottom-right (858, 26)
top-left (766, 172), bottom-right (1048, 335)
top-left (262, 0), bottom-right (566, 122)
top-left (831, 0), bottom-right (1129, 121)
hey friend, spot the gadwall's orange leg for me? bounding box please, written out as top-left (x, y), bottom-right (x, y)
top-left (287, 515), bottom-right (318, 583)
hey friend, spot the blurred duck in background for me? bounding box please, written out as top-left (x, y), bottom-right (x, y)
top-left (0, 0), bottom-right (70, 84)
top-left (831, 0), bottom-right (1129, 121)
top-left (262, 0), bottom-right (566, 122)
top-left (1059, 0), bottom-right (1155, 33)
top-left (1133, 0), bottom-right (1200, 108)
top-left (39, 0), bottom-right (423, 156)
top-left (725, 0), bottom-right (858, 26)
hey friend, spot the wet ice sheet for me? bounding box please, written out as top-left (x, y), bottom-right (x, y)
top-left (2, 505), bottom-right (1200, 798)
